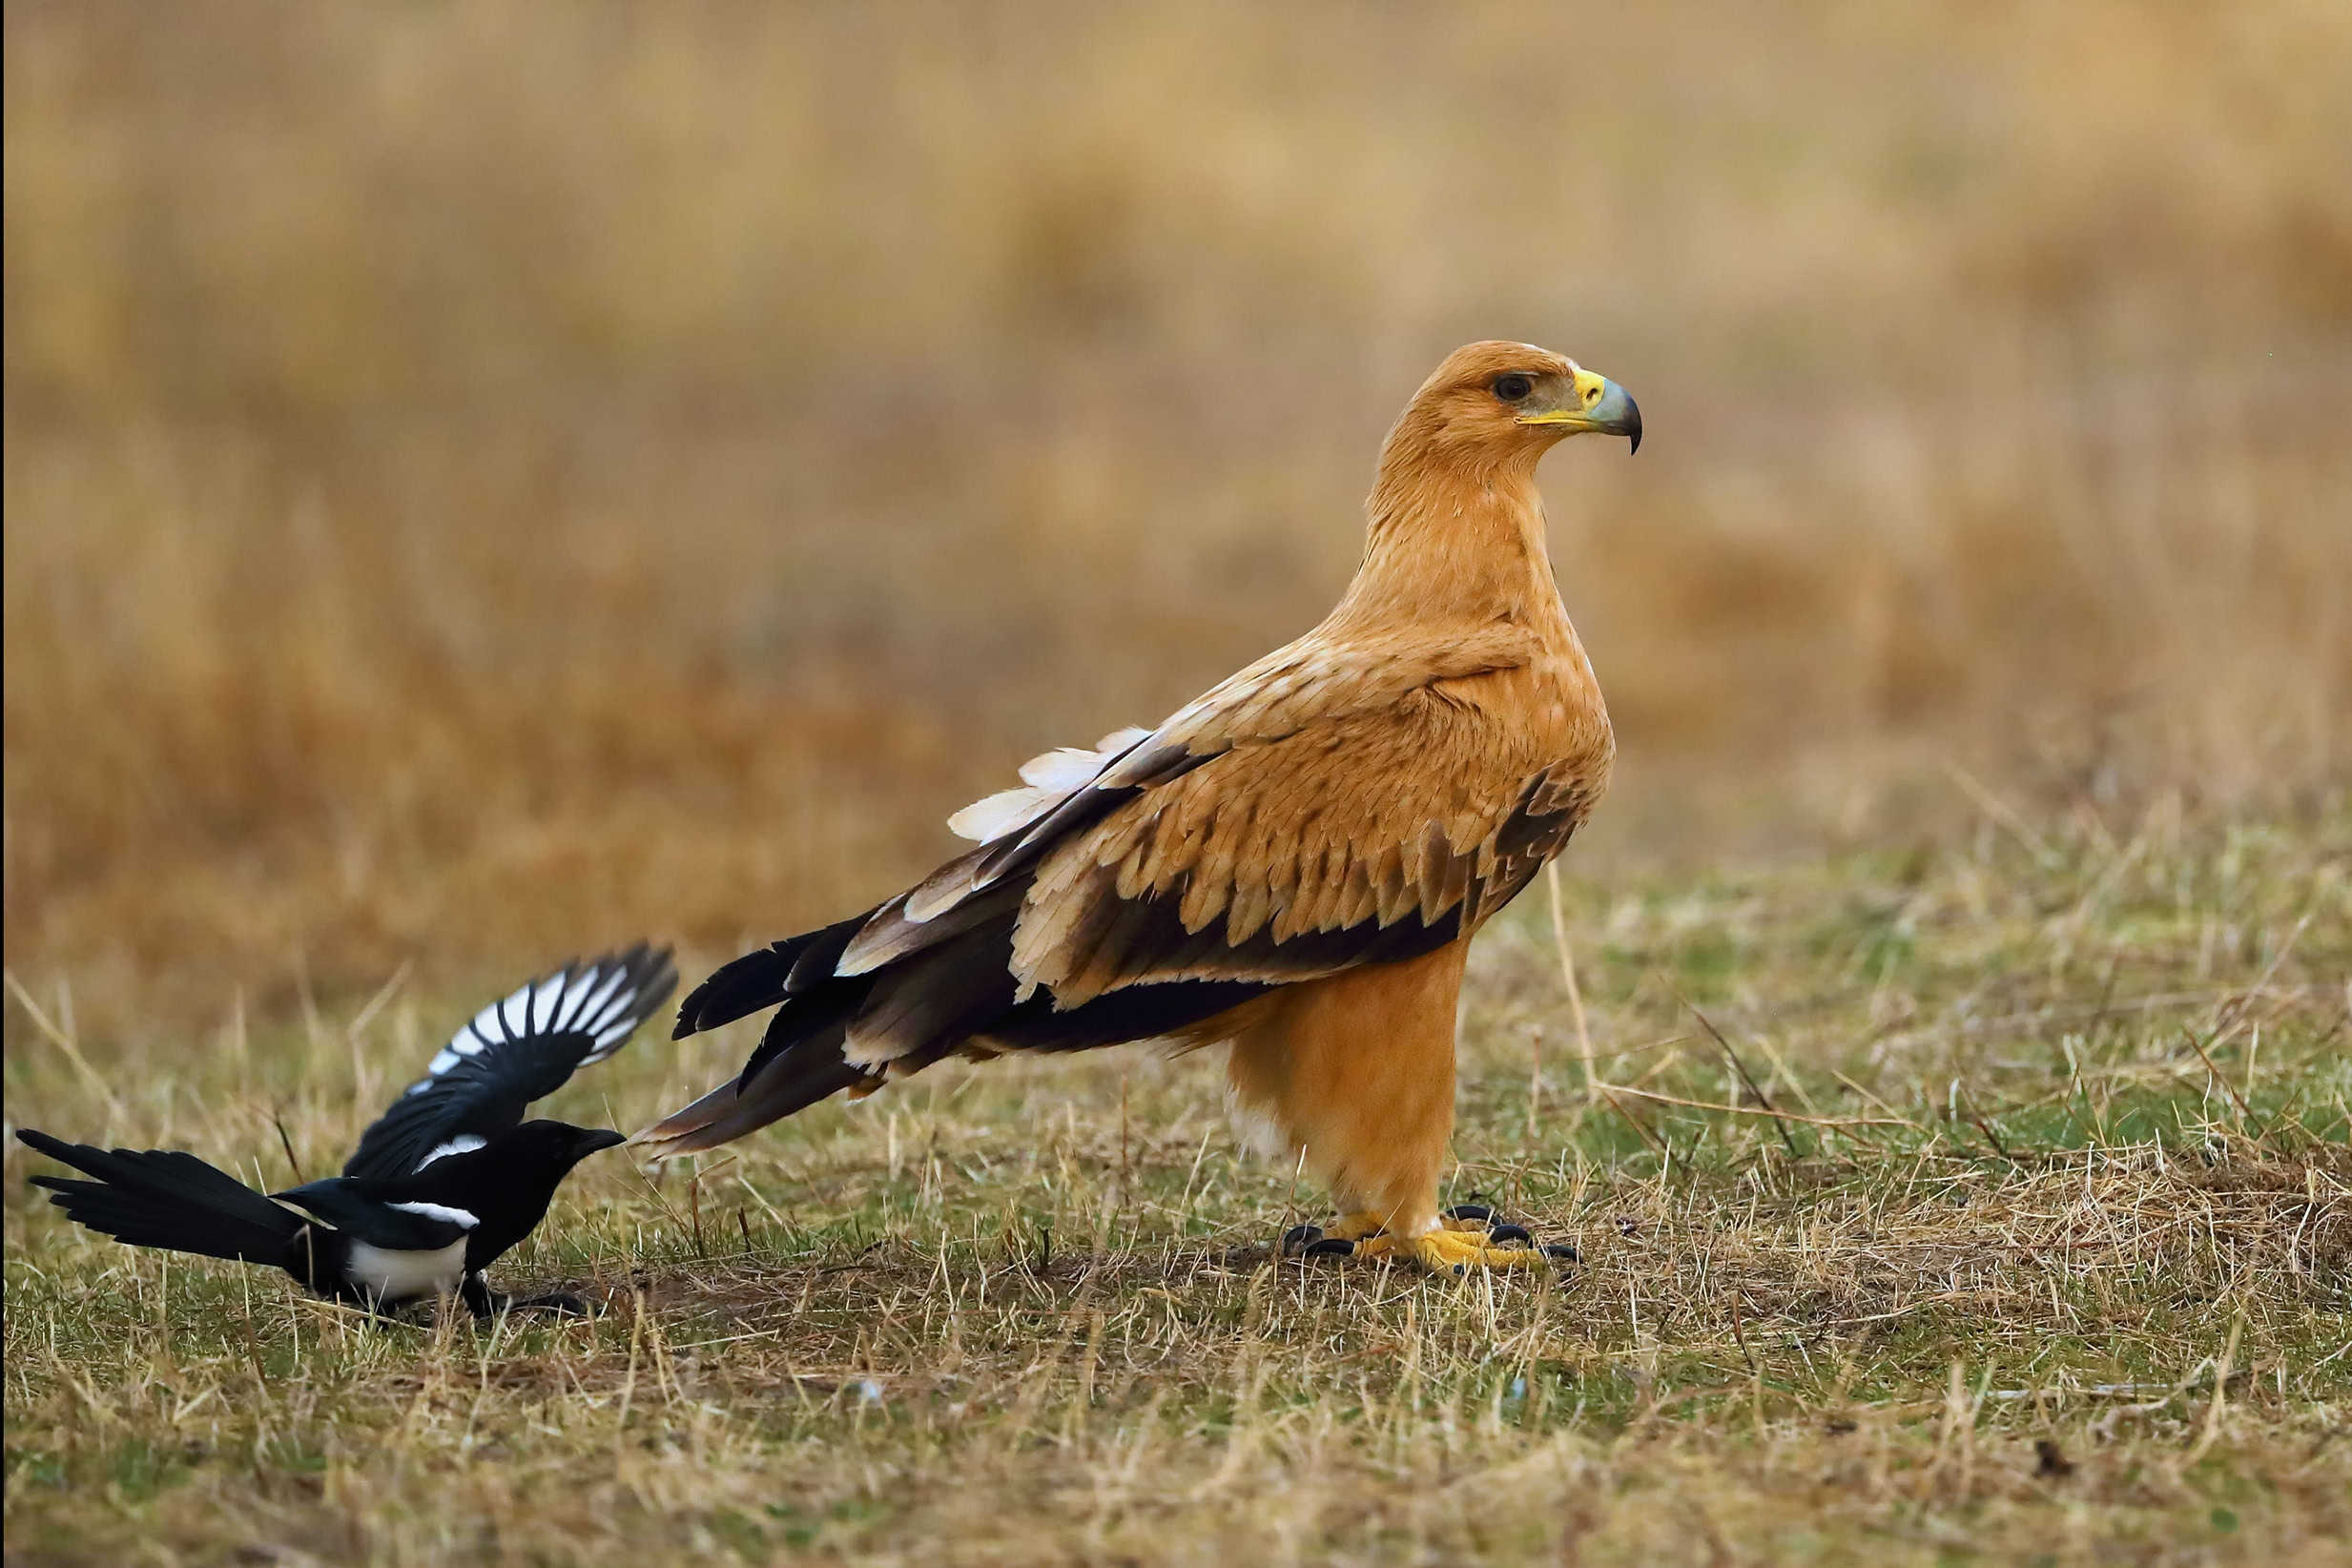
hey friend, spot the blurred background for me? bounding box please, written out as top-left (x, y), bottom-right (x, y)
top-left (6, 1), bottom-right (2347, 1041)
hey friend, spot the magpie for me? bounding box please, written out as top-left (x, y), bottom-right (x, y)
top-left (16, 942), bottom-right (675, 1319)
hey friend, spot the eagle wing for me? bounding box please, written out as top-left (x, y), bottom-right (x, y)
top-left (1009, 674), bottom-right (1603, 1009)
top-left (839, 623), bottom-right (1605, 1056)
top-left (645, 624), bottom-right (1607, 1152)
top-left (828, 622), bottom-right (1547, 975)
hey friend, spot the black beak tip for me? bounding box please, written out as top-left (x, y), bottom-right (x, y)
top-left (1625, 401), bottom-right (1643, 455)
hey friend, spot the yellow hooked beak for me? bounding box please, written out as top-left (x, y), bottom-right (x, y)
top-left (1518, 367), bottom-right (1642, 452)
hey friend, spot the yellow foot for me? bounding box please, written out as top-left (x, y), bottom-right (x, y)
top-left (1354, 1227), bottom-right (1555, 1274)
top-left (1279, 1205), bottom-right (1577, 1272)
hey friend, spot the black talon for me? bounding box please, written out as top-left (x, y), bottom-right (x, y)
top-left (474, 1281), bottom-right (601, 1317)
top-left (1444, 1204), bottom-right (1496, 1224)
top-left (1301, 1236), bottom-right (1356, 1258)
top-left (1489, 1223), bottom-right (1534, 1246)
top-left (1280, 1224), bottom-right (1326, 1256)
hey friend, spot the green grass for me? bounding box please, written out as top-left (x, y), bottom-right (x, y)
top-left (6, 802), bottom-right (2347, 1565)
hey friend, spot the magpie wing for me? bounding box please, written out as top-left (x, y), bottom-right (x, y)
top-left (341, 943), bottom-right (675, 1180)
top-left (272, 1178), bottom-right (478, 1250)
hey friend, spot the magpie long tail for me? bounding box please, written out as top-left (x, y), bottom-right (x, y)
top-left (16, 1129), bottom-right (306, 1265)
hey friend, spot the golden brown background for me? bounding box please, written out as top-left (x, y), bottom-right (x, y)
top-left (7, 1), bottom-right (2347, 1042)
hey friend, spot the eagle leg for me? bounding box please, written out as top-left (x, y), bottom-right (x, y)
top-left (1234, 946), bottom-right (1582, 1272)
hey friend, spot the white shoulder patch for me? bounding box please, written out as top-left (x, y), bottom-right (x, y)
top-left (944, 725), bottom-right (1154, 843)
top-left (1092, 724), bottom-right (1154, 753)
top-left (415, 1135), bottom-right (488, 1168)
top-left (1018, 747), bottom-right (1109, 792)
top-left (388, 1200), bottom-right (480, 1229)
top-left (946, 784), bottom-right (1058, 844)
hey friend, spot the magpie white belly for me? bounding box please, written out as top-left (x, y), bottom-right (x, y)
top-left (344, 1237), bottom-right (468, 1303)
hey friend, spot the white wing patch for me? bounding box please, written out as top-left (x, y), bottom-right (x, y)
top-left (388, 1200), bottom-right (480, 1229)
top-left (526, 972), bottom-right (572, 1031)
top-left (416, 1135), bottom-right (488, 1168)
top-left (466, 999), bottom-right (511, 1046)
top-left (569, 964), bottom-right (632, 1031)
top-left (576, 976), bottom-right (646, 1062)
top-left (400, 954), bottom-right (654, 1096)
top-left (946, 725), bottom-right (1153, 844)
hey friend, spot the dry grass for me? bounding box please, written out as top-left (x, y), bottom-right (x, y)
top-left (5, 5), bottom-right (2350, 1562)
top-left (5, 2), bottom-right (2349, 1041)
top-left (7, 805), bottom-right (2348, 1565)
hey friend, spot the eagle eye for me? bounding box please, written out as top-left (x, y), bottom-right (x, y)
top-left (1492, 374), bottom-right (1534, 403)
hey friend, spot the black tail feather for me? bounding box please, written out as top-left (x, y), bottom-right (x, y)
top-left (673, 910), bottom-right (875, 1039)
top-left (634, 1027), bottom-right (877, 1154)
top-left (17, 1129), bottom-right (305, 1266)
top-left (646, 892), bottom-right (1282, 1155)
top-left (733, 974), bottom-right (875, 1094)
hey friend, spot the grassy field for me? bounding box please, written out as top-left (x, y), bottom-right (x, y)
top-left (6, 5), bottom-right (2350, 1563)
top-left (7, 804), bottom-right (2345, 1565)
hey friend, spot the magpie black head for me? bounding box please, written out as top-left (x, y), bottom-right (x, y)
top-left (505, 1119), bottom-right (628, 1170)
